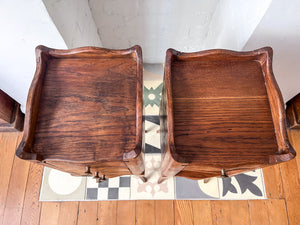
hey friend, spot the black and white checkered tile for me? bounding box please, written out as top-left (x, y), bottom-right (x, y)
top-left (86, 176), bottom-right (131, 200)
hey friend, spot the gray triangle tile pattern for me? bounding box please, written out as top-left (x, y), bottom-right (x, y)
top-left (39, 79), bottom-right (267, 201)
top-left (144, 115), bottom-right (160, 125)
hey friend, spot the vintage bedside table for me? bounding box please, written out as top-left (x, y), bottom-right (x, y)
top-left (159, 47), bottom-right (296, 183)
top-left (16, 45), bottom-right (146, 182)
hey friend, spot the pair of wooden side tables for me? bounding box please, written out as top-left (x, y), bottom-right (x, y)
top-left (16, 45), bottom-right (296, 183)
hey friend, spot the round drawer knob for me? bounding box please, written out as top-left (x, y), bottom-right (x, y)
top-left (84, 166), bottom-right (92, 176)
top-left (93, 172), bottom-right (100, 179)
top-left (221, 169), bottom-right (228, 178)
top-left (95, 174), bottom-right (106, 183)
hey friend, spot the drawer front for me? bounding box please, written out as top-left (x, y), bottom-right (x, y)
top-left (177, 169), bottom-right (221, 180)
top-left (43, 160), bottom-right (131, 178)
top-left (178, 163), bottom-right (262, 180)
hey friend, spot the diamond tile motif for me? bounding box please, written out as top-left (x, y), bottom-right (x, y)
top-left (131, 154), bottom-right (175, 200)
top-left (144, 80), bottom-right (163, 115)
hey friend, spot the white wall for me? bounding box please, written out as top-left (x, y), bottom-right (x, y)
top-left (43, 0), bottom-right (102, 48)
top-left (204, 0), bottom-right (272, 50)
top-left (2, 0), bottom-right (297, 113)
top-left (244, 0), bottom-right (300, 102)
top-left (0, 0), bottom-right (67, 111)
top-left (89, 0), bottom-right (271, 63)
top-left (89, 0), bottom-right (219, 63)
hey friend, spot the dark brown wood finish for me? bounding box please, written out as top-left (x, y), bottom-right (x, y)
top-left (286, 93), bottom-right (300, 129)
top-left (0, 90), bottom-right (24, 132)
top-left (159, 47), bottom-right (296, 182)
top-left (16, 45), bottom-right (145, 180)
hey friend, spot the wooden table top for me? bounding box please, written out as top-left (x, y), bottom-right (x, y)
top-left (17, 45), bottom-right (143, 163)
top-left (165, 47), bottom-right (295, 170)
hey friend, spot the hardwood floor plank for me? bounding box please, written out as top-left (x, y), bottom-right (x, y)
top-left (57, 202), bottom-right (79, 225)
top-left (156, 200), bottom-right (174, 225)
top-left (3, 134), bottom-right (30, 225)
top-left (263, 164), bottom-right (284, 199)
top-left (266, 199), bottom-right (289, 225)
top-left (20, 163), bottom-right (44, 225)
top-left (288, 129), bottom-right (300, 180)
top-left (174, 200), bottom-right (194, 225)
top-left (3, 207), bottom-right (24, 225)
top-left (77, 201), bottom-right (98, 225)
top-left (0, 128), bottom-right (300, 225)
top-left (230, 201), bottom-right (250, 225)
top-left (98, 201), bottom-right (117, 225)
top-left (3, 158), bottom-right (30, 209)
top-left (136, 200), bottom-right (155, 225)
top-left (116, 201), bottom-right (135, 225)
top-left (39, 202), bottom-right (60, 225)
top-left (281, 129), bottom-right (300, 225)
top-left (211, 201), bottom-right (231, 225)
top-left (280, 152), bottom-right (300, 199)
top-left (248, 200), bottom-right (269, 225)
top-left (284, 196), bottom-right (300, 225)
top-left (192, 200), bottom-right (212, 225)
top-left (280, 159), bottom-right (300, 225)
top-left (0, 133), bottom-right (19, 224)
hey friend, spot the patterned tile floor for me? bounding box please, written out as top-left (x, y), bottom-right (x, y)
top-left (40, 79), bottom-right (266, 201)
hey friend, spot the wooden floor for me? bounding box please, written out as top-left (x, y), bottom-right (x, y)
top-left (0, 130), bottom-right (299, 225)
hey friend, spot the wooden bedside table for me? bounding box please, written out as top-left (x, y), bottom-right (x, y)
top-left (159, 47), bottom-right (296, 183)
top-left (16, 45), bottom-right (146, 182)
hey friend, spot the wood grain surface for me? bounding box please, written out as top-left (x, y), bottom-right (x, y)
top-left (116, 201), bottom-right (135, 225)
top-left (16, 45), bottom-right (145, 179)
top-left (136, 200), bottom-right (155, 225)
top-left (262, 164), bottom-right (284, 199)
top-left (155, 201), bottom-right (174, 225)
top-left (0, 90), bottom-right (24, 132)
top-left (266, 199), bottom-right (289, 225)
top-left (211, 201), bottom-right (231, 225)
top-left (33, 57), bottom-right (137, 161)
top-left (2, 135), bottom-right (29, 225)
top-left (77, 201), bottom-right (98, 225)
top-left (174, 200), bottom-right (193, 225)
top-left (57, 202), bottom-right (79, 225)
top-left (159, 47), bottom-right (296, 181)
top-left (98, 201), bottom-right (117, 225)
top-left (286, 93), bottom-right (300, 129)
top-left (192, 200), bottom-right (212, 225)
top-left (0, 133), bottom-right (20, 224)
top-left (248, 200), bottom-right (270, 225)
top-left (20, 163), bottom-right (43, 225)
top-left (39, 202), bottom-right (60, 225)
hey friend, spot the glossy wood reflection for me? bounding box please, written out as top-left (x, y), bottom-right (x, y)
top-left (16, 45), bottom-right (145, 180)
top-left (159, 47), bottom-right (295, 182)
